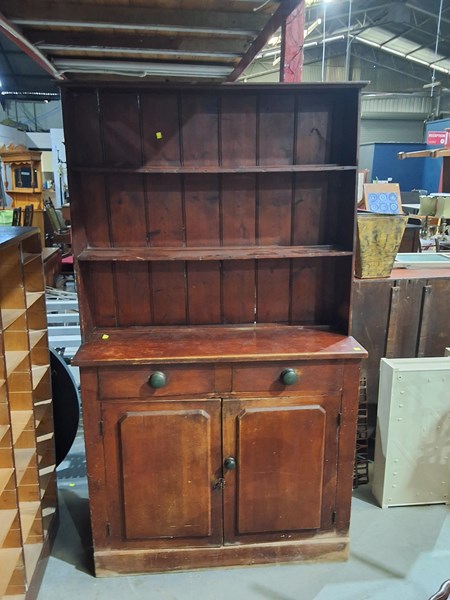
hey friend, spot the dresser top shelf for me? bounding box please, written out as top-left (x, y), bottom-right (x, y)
top-left (71, 165), bottom-right (358, 174)
top-left (73, 326), bottom-right (367, 366)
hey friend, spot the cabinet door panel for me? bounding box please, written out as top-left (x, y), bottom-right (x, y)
top-left (103, 400), bottom-right (222, 548)
top-left (223, 395), bottom-right (340, 542)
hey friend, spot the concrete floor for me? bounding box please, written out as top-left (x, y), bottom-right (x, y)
top-left (37, 424), bottom-right (450, 600)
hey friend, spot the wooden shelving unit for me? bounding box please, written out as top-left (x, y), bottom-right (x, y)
top-left (0, 226), bottom-right (57, 600)
top-left (0, 145), bottom-right (44, 210)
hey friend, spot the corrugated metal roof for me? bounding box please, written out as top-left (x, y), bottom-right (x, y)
top-left (384, 37), bottom-right (421, 56)
top-left (356, 26), bottom-right (450, 75)
top-left (357, 28), bottom-right (394, 46)
top-left (362, 94), bottom-right (432, 117)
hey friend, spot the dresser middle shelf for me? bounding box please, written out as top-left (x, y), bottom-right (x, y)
top-left (77, 245), bottom-right (353, 262)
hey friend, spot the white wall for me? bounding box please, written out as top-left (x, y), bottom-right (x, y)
top-left (0, 100), bottom-right (63, 131)
top-left (0, 125), bottom-right (27, 203)
top-left (50, 129), bottom-right (67, 207)
top-left (25, 132), bottom-right (51, 149)
top-left (360, 118), bottom-right (425, 144)
top-left (0, 124), bottom-right (26, 147)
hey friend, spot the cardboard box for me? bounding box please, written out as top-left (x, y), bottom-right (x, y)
top-left (363, 183), bottom-right (403, 214)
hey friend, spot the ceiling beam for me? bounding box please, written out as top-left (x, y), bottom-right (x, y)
top-left (305, 2), bottom-right (392, 24)
top-left (0, 47), bottom-right (31, 55)
top-left (405, 3), bottom-right (450, 27)
top-left (0, 11), bottom-right (64, 80)
top-left (37, 44), bottom-right (241, 64)
top-left (23, 30), bottom-right (250, 55)
top-left (227, 0), bottom-right (302, 82)
top-left (12, 18), bottom-right (257, 39)
top-left (1, 2), bottom-right (268, 32)
top-left (280, 1), bottom-right (305, 82)
top-left (0, 73), bottom-right (58, 80)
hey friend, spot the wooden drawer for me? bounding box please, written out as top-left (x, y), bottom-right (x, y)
top-left (98, 365), bottom-right (215, 399)
top-left (232, 361), bottom-right (343, 394)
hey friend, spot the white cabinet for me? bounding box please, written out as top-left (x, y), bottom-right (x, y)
top-left (373, 357), bottom-right (450, 508)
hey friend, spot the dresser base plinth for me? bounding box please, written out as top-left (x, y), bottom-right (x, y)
top-left (94, 535), bottom-right (349, 576)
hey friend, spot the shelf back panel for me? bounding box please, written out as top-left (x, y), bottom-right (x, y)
top-left (71, 171), bottom-right (356, 250)
top-left (63, 86), bottom-right (360, 170)
top-left (79, 256), bottom-right (352, 331)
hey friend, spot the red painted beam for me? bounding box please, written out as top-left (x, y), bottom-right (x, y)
top-left (227, 0), bottom-right (302, 82)
top-left (0, 11), bottom-right (64, 80)
top-left (280, 2), bottom-right (304, 82)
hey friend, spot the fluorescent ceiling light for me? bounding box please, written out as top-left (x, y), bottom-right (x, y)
top-left (383, 47), bottom-right (406, 58)
top-left (325, 35), bottom-right (345, 43)
top-left (52, 59), bottom-right (233, 78)
top-left (355, 37), bottom-right (381, 48)
top-left (304, 41), bottom-right (318, 48)
top-left (305, 18), bottom-right (322, 37)
top-left (408, 55), bottom-right (430, 66)
top-left (431, 64), bottom-right (450, 74)
top-left (257, 48), bottom-right (280, 58)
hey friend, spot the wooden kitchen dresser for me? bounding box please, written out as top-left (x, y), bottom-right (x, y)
top-left (62, 82), bottom-right (367, 575)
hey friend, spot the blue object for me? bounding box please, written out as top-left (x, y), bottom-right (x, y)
top-left (360, 143), bottom-right (426, 191)
top-left (367, 191), bottom-right (401, 214)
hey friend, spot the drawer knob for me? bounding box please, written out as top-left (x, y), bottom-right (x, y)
top-left (224, 457), bottom-right (237, 470)
top-left (280, 368), bottom-right (299, 386)
top-left (148, 371), bottom-right (167, 389)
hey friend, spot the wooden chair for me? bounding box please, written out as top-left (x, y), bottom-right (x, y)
top-left (43, 197), bottom-right (74, 289)
top-left (43, 197), bottom-right (71, 247)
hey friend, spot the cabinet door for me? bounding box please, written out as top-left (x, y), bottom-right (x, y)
top-left (222, 395), bottom-right (340, 543)
top-left (102, 399), bottom-right (223, 548)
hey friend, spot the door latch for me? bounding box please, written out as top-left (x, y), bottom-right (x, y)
top-left (213, 477), bottom-right (226, 490)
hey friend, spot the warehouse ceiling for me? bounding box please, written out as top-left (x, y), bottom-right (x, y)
top-left (0, 0), bottom-right (449, 97)
top-left (247, 0), bottom-right (450, 87)
top-left (0, 0), bottom-right (299, 96)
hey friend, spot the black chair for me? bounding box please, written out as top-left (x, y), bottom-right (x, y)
top-left (12, 207), bottom-right (21, 226)
top-left (23, 204), bottom-right (34, 226)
